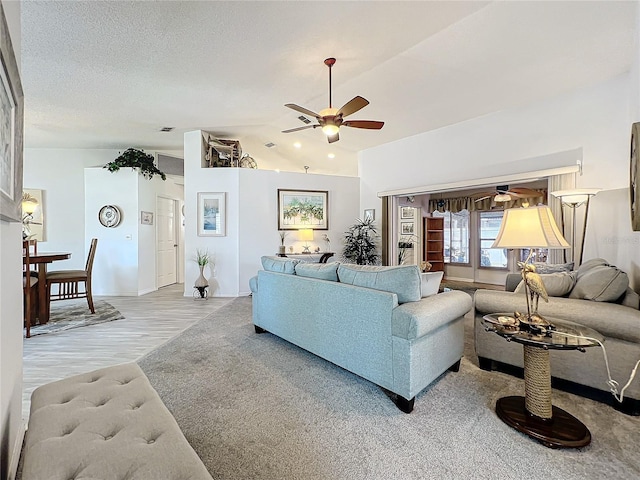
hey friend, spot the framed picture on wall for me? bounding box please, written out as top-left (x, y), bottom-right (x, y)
top-left (400, 207), bottom-right (414, 219)
top-left (401, 222), bottom-right (414, 235)
top-left (140, 211), bottom-right (154, 225)
top-left (278, 189), bottom-right (328, 230)
top-left (0, 7), bottom-right (24, 223)
top-left (198, 192), bottom-right (226, 236)
top-left (364, 209), bottom-right (375, 222)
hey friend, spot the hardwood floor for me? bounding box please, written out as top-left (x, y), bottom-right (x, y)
top-left (22, 283), bottom-right (235, 420)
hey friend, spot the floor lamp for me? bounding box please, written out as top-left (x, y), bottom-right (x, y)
top-left (550, 189), bottom-right (600, 266)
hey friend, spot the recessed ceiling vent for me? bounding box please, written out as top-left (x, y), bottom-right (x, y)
top-left (298, 116), bottom-right (311, 124)
top-left (264, 142), bottom-right (276, 148)
top-left (160, 127), bottom-right (174, 132)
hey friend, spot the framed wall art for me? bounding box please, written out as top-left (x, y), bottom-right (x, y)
top-left (141, 211), bottom-right (154, 225)
top-left (631, 122), bottom-right (640, 231)
top-left (401, 222), bottom-right (414, 235)
top-left (278, 189), bottom-right (328, 230)
top-left (0, 5), bottom-right (24, 223)
top-left (198, 192), bottom-right (226, 236)
top-left (400, 206), bottom-right (414, 220)
top-left (364, 209), bottom-right (375, 222)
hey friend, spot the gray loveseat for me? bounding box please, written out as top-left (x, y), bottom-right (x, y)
top-left (249, 257), bottom-right (472, 413)
top-left (474, 258), bottom-right (640, 415)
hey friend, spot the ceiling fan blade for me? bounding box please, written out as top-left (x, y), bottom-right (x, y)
top-left (474, 195), bottom-right (493, 202)
top-left (337, 96), bottom-right (369, 118)
top-left (343, 120), bottom-right (384, 130)
top-left (285, 103), bottom-right (320, 119)
top-left (507, 188), bottom-right (543, 198)
top-left (282, 125), bottom-right (318, 134)
top-left (327, 132), bottom-right (339, 143)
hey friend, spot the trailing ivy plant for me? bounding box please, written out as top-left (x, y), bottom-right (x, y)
top-left (104, 148), bottom-right (167, 180)
top-left (342, 217), bottom-right (379, 265)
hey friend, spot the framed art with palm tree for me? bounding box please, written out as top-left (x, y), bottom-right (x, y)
top-left (278, 189), bottom-right (328, 230)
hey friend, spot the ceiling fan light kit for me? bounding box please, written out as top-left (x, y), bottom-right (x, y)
top-left (283, 58), bottom-right (384, 143)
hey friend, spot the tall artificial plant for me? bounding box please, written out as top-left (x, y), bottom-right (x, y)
top-left (342, 217), bottom-right (379, 265)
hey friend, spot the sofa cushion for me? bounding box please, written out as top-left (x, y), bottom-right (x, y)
top-left (618, 287), bottom-right (640, 310)
top-left (569, 264), bottom-right (629, 302)
top-left (337, 264), bottom-right (421, 304)
top-left (295, 262), bottom-right (339, 281)
top-left (514, 271), bottom-right (576, 297)
top-left (532, 262), bottom-right (574, 274)
top-left (261, 256), bottom-right (299, 274)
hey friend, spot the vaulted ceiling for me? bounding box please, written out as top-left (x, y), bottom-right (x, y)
top-left (20, 1), bottom-right (637, 175)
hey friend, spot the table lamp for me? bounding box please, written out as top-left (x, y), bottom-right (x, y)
top-left (491, 205), bottom-right (569, 328)
top-left (299, 229), bottom-right (314, 253)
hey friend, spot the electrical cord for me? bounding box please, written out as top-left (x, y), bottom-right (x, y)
top-left (549, 329), bottom-right (640, 403)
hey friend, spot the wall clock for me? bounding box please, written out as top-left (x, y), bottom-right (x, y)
top-left (631, 122), bottom-right (640, 231)
top-left (98, 205), bottom-right (122, 228)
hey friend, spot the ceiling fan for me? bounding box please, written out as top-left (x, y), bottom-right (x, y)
top-left (471, 185), bottom-right (544, 203)
top-left (282, 57), bottom-right (384, 143)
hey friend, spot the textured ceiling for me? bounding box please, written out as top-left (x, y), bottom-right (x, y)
top-left (20, 1), bottom-right (637, 175)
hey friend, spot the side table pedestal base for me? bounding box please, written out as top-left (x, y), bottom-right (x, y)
top-left (496, 396), bottom-right (591, 449)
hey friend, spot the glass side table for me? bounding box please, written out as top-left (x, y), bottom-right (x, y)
top-left (482, 314), bottom-right (604, 449)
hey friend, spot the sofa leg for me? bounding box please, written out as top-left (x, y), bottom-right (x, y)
top-left (393, 395), bottom-right (415, 414)
top-left (254, 325), bottom-right (266, 334)
top-left (448, 359), bottom-right (461, 372)
top-left (478, 356), bottom-right (493, 371)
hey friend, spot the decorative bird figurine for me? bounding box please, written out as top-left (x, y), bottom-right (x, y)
top-left (517, 261), bottom-right (549, 324)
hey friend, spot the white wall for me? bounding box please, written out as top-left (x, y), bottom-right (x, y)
top-left (360, 74), bottom-right (638, 277)
top-left (1, 2), bottom-right (24, 478)
top-left (23, 149), bottom-right (121, 270)
top-left (184, 130), bottom-right (360, 297)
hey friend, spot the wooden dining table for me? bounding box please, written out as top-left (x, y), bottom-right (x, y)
top-left (25, 251), bottom-right (71, 324)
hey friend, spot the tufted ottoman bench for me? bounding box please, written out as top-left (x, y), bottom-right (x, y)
top-left (21, 363), bottom-right (213, 480)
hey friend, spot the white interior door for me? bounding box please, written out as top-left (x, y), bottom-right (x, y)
top-left (157, 197), bottom-right (177, 288)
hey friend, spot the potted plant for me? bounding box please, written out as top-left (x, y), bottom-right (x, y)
top-left (278, 231), bottom-right (288, 254)
top-left (104, 148), bottom-right (167, 180)
top-left (193, 249), bottom-right (214, 298)
top-left (342, 217), bottom-right (379, 265)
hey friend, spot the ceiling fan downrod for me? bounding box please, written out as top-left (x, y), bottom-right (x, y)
top-left (324, 57), bottom-right (336, 109)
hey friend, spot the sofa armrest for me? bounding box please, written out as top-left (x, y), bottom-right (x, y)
top-left (249, 275), bottom-right (258, 294)
top-left (474, 289), bottom-right (640, 343)
top-left (392, 290), bottom-right (472, 340)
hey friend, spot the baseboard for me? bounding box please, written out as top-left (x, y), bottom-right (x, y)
top-left (443, 276), bottom-right (474, 283)
top-left (8, 420), bottom-right (26, 480)
top-left (138, 287), bottom-right (157, 296)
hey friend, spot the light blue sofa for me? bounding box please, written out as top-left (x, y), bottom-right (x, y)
top-left (249, 257), bottom-right (473, 413)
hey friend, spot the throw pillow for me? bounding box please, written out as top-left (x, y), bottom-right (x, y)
top-left (514, 271), bottom-right (576, 297)
top-left (261, 256), bottom-right (299, 274)
top-left (337, 264), bottom-right (421, 304)
top-left (531, 262), bottom-right (574, 274)
top-left (575, 258), bottom-right (609, 280)
top-left (420, 271), bottom-right (443, 298)
top-left (569, 264), bottom-right (629, 302)
top-left (294, 262), bottom-right (339, 281)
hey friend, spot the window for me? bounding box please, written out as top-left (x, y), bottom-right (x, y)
top-left (479, 211), bottom-right (507, 268)
top-left (433, 210), bottom-right (469, 264)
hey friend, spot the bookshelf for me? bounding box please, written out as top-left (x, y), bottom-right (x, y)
top-left (424, 216), bottom-right (444, 272)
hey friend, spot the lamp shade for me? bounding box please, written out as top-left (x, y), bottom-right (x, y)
top-left (491, 206), bottom-right (569, 249)
top-left (298, 229), bottom-right (314, 241)
top-left (550, 189), bottom-right (600, 206)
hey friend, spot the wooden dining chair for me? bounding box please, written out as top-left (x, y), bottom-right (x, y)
top-left (46, 238), bottom-right (98, 314)
top-left (23, 240), bottom-right (39, 338)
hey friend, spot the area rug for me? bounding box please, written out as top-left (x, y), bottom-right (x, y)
top-left (137, 297), bottom-right (640, 479)
top-left (28, 300), bottom-right (124, 336)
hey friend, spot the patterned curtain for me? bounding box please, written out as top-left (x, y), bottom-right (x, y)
top-left (428, 190), bottom-right (547, 214)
